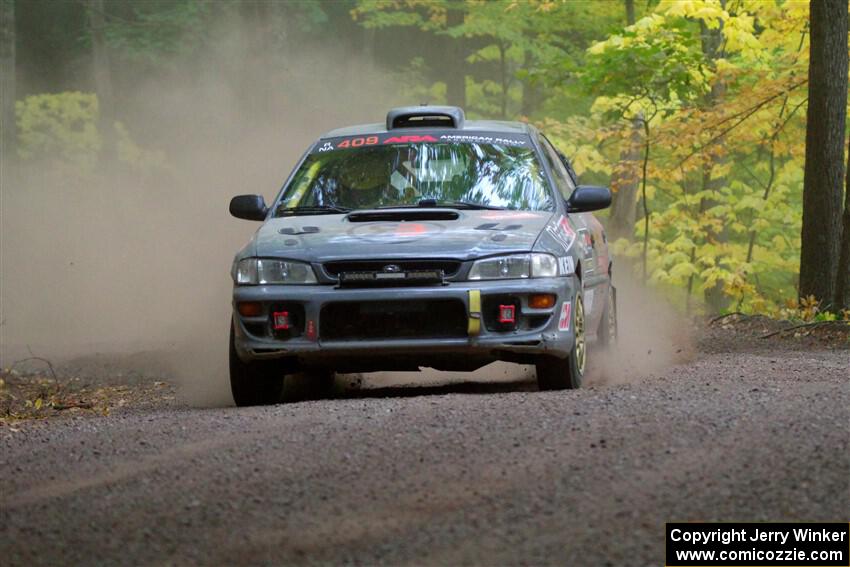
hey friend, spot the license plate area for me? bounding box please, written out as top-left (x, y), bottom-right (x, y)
top-left (358, 301), bottom-right (427, 314)
top-left (320, 299), bottom-right (466, 340)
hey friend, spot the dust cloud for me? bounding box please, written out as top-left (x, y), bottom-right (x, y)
top-left (585, 267), bottom-right (694, 387)
top-left (1, 26), bottom-right (401, 405)
top-left (0, 22), bottom-right (689, 405)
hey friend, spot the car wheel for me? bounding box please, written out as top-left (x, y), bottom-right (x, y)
top-left (229, 322), bottom-right (285, 406)
top-left (536, 292), bottom-right (586, 390)
top-left (599, 284), bottom-right (618, 348)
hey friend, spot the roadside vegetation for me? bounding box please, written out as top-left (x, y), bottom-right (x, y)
top-left (0, 358), bottom-right (175, 424)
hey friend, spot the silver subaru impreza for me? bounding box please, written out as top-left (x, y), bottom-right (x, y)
top-left (228, 106), bottom-right (616, 405)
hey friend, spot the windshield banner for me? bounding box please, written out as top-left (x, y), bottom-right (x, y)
top-left (312, 131), bottom-right (530, 153)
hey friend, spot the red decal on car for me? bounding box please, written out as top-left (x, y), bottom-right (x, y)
top-left (306, 320), bottom-right (317, 340)
top-left (337, 136), bottom-right (379, 149)
top-left (559, 217), bottom-right (575, 239)
top-left (558, 301), bottom-right (572, 331)
top-left (383, 135), bottom-right (438, 144)
top-left (396, 223), bottom-right (426, 235)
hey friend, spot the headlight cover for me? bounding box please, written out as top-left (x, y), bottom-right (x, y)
top-left (233, 258), bottom-right (317, 285)
top-left (468, 253), bottom-right (558, 280)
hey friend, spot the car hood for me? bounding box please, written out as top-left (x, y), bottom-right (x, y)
top-left (250, 209), bottom-right (554, 262)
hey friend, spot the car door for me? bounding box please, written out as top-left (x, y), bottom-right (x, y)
top-left (540, 135), bottom-right (608, 336)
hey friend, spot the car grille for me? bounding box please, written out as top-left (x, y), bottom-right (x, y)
top-left (323, 259), bottom-right (462, 278)
top-left (320, 299), bottom-right (467, 341)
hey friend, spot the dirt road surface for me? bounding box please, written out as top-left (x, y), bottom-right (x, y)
top-left (1, 333), bottom-right (848, 566)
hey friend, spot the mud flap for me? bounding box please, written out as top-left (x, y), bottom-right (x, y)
top-left (468, 289), bottom-right (482, 336)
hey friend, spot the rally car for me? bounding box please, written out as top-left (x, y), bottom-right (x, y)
top-left (228, 106), bottom-right (616, 406)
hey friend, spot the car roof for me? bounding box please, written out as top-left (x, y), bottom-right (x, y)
top-left (319, 106), bottom-right (534, 139)
top-left (321, 120), bottom-right (532, 139)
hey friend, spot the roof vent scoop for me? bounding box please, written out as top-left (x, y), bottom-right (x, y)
top-left (386, 106), bottom-right (465, 130)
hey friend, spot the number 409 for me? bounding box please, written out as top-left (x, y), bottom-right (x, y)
top-left (337, 136), bottom-right (379, 148)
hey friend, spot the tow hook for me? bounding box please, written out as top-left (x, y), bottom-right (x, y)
top-left (468, 290), bottom-right (482, 336)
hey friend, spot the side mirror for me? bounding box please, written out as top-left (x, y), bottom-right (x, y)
top-left (229, 194), bottom-right (268, 221)
top-left (566, 185), bottom-right (611, 213)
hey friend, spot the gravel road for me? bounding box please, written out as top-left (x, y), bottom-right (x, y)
top-left (1, 338), bottom-right (848, 566)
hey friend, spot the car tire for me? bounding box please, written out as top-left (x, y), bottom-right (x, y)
top-left (598, 284), bottom-right (618, 348)
top-left (229, 322), bottom-right (285, 407)
top-left (536, 292), bottom-right (586, 390)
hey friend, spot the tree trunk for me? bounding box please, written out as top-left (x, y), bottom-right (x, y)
top-left (799, 0), bottom-right (848, 308)
top-left (605, 0), bottom-right (640, 241)
top-left (445, 7), bottom-right (465, 108)
top-left (607, 117), bottom-right (642, 241)
top-left (498, 41), bottom-right (507, 119)
top-left (520, 49), bottom-right (542, 118)
top-left (835, 134), bottom-right (850, 310)
top-left (640, 117), bottom-right (650, 282)
top-left (88, 0), bottom-right (115, 158)
top-left (0, 0), bottom-right (14, 162)
top-left (699, 4), bottom-right (730, 314)
top-left (624, 0), bottom-right (635, 26)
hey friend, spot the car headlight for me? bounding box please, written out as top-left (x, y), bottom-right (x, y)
top-left (468, 253), bottom-right (558, 280)
top-left (232, 258), bottom-right (317, 285)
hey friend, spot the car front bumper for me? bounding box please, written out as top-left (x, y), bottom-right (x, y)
top-left (231, 277), bottom-right (578, 371)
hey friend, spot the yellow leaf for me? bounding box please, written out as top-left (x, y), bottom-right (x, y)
top-left (34, 398), bottom-right (43, 410)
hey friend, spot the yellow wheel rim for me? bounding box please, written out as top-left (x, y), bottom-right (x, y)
top-left (575, 297), bottom-right (586, 375)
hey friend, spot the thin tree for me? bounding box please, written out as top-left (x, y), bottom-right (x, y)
top-left (836, 134), bottom-right (850, 310)
top-left (445, 4), bottom-right (466, 108)
top-left (607, 0), bottom-right (641, 242)
top-left (699, 2), bottom-right (730, 313)
top-left (88, 0), bottom-right (115, 158)
top-left (799, 0), bottom-right (848, 308)
top-left (0, 0), bottom-right (14, 163)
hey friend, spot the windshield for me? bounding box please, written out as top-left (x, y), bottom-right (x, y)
top-left (276, 139), bottom-right (554, 215)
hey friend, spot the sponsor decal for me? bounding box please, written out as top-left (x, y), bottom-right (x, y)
top-left (545, 215), bottom-right (576, 252)
top-left (306, 320), bottom-right (317, 341)
top-left (560, 217), bottom-right (575, 239)
top-left (312, 132), bottom-right (531, 154)
top-left (438, 134), bottom-right (528, 146)
top-left (558, 301), bottom-right (572, 331)
top-left (578, 228), bottom-right (596, 273)
top-left (383, 135), bottom-right (438, 144)
top-left (348, 221), bottom-right (444, 243)
top-left (338, 136), bottom-right (379, 148)
top-left (395, 223), bottom-right (426, 235)
top-left (558, 256), bottom-right (575, 276)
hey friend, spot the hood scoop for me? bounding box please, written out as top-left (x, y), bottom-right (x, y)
top-left (346, 209), bottom-right (460, 223)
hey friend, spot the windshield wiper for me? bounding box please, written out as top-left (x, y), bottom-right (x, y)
top-left (276, 205), bottom-right (352, 216)
top-left (372, 200), bottom-right (508, 211)
top-left (438, 200), bottom-right (507, 210)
